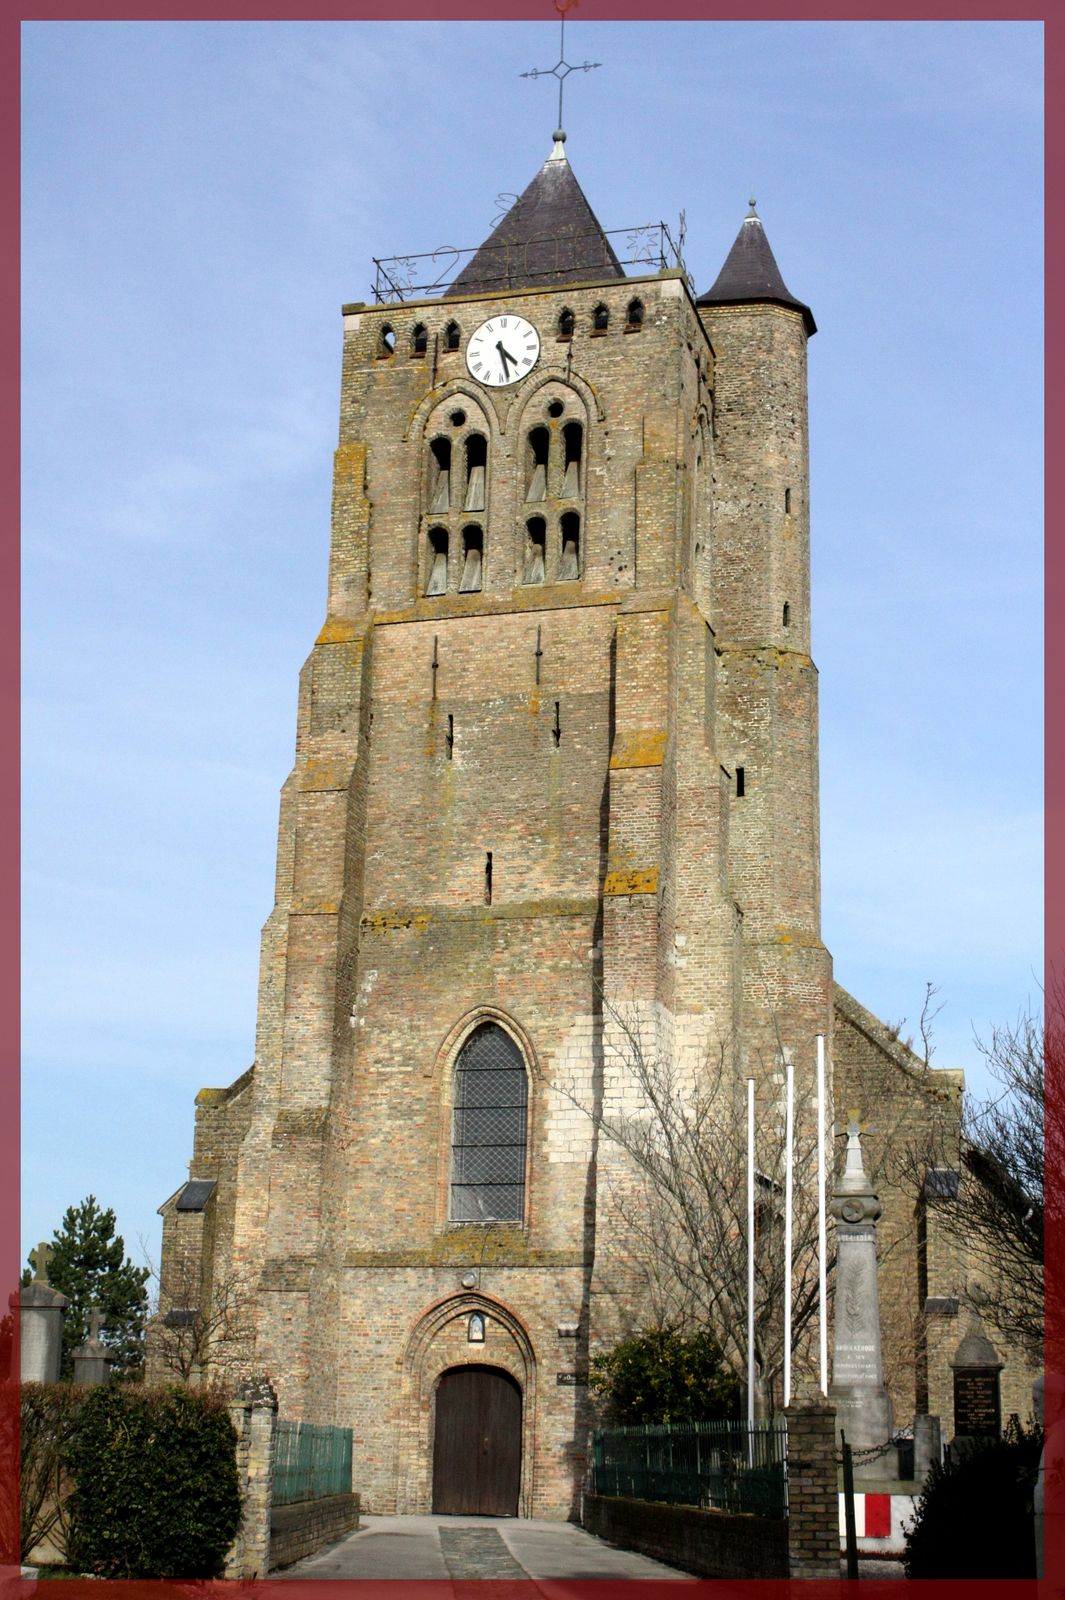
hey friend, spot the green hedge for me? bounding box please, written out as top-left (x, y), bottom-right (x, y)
top-left (904, 1416), bottom-right (1042, 1579)
top-left (19, 1383), bottom-right (87, 1563)
top-left (64, 1385), bottom-right (241, 1579)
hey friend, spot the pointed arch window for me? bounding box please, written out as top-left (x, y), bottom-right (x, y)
top-left (524, 516), bottom-right (546, 584)
top-left (412, 322), bottom-right (429, 356)
top-left (379, 323), bottom-right (396, 357)
top-left (422, 404), bottom-right (490, 595)
top-left (464, 434), bottom-right (487, 511)
top-left (558, 307), bottom-right (575, 340)
top-left (459, 526), bottom-right (483, 593)
top-left (526, 427), bottom-right (549, 502)
top-left (450, 1024), bottom-right (528, 1222)
top-left (562, 421), bottom-right (582, 498)
top-left (592, 303), bottom-right (609, 334)
top-left (429, 437), bottom-right (451, 513)
top-left (625, 298), bottom-right (644, 331)
top-left (426, 527), bottom-right (448, 596)
top-left (558, 510), bottom-right (581, 580)
top-left (444, 321), bottom-right (461, 352)
top-left (519, 392), bottom-right (588, 584)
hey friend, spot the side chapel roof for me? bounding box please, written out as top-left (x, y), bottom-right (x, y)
top-left (698, 204), bottom-right (816, 336)
top-left (446, 133), bottom-right (625, 298)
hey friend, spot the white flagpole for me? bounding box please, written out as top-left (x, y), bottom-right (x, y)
top-left (747, 1076), bottom-right (756, 1445)
top-left (816, 1032), bottom-right (828, 1395)
top-left (783, 1054), bottom-right (794, 1408)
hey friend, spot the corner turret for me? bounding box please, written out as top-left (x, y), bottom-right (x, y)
top-left (698, 199), bottom-right (815, 335)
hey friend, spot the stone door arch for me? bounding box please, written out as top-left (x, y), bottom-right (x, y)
top-left (396, 1291), bottom-right (537, 1514)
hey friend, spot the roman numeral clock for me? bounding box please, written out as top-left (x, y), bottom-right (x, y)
top-left (465, 314), bottom-right (541, 386)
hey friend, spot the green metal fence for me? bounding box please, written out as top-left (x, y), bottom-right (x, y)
top-left (273, 1420), bottom-right (353, 1506)
top-left (591, 1420), bottom-right (788, 1520)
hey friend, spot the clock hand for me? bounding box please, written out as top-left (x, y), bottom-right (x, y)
top-left (496, 340), bottom-right (517, 376)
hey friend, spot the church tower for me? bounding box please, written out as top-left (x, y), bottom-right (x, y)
top-left (158, 130), bottom-right (837, 1519)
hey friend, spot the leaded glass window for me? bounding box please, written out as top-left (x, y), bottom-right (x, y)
top-left (450, 1024), bottom-right (528, 1222)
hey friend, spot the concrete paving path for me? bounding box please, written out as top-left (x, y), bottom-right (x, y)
top-left (280, 1512), bottom-right (695, 1582)
top-left (279, 1512), bottom-right (906, 1584)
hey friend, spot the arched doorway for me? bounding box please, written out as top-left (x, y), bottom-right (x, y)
top-left (432, 1365), bottom-right (522, 1515)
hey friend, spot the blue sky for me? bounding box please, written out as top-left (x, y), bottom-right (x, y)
top-left (22, 18), bottom-right (1043, 1271)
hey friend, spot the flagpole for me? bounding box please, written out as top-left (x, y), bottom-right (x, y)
top-left (816, 1032), bottom-right (828, 1394)
top-left (783, 1054), bottom-right (794, 1408)
top-left (747, 1076), bottom-right (756, 1447)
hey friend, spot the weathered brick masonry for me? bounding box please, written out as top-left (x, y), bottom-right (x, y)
top-left (157, 142), bottom-right (1024, 1519)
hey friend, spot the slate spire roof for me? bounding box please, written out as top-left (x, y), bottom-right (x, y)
top-left (446, 132), bottom-right (624, 299)
top-left (697, 201), bottom-right (816, 336)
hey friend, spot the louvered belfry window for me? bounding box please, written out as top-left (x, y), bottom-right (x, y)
top-left (450, 1024), bottom-right (528, 1222)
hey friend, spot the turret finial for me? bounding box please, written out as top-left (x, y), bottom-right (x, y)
top-left (747, 194), bottom-right (758, 217)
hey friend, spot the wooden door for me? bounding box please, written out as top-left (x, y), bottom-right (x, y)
top-left (432, 1365), bottom-right (522, 1515)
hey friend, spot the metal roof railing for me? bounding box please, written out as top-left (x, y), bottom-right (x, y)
top-left (371, 222), bottom-right (691, 304)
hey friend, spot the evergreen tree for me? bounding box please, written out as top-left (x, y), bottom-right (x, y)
top-left (23, 1196), bottom-right (149, 1377)
top-left (590, 1325), bottom-right (741, 1424)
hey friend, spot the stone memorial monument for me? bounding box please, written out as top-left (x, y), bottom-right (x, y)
top-left (72, 1306), bottom-right (114, 1386)
top-left (949, 1307), bottom-right (1003, 1453)
top-left (19, 1241), bottom-right (69, 1383)
top-left (829, 1120), bottom-right (896, 1479)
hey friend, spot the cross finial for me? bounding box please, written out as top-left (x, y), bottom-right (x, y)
top-left (87, 1306), bottom-right (106, 1342)
top-left (29, 1241), bottom-right (54, 1284)
top-left (520, 0), bottom-right (601, 137)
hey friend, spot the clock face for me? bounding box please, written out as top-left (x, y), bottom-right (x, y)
top-left (465, 314), bottom-right (540, 387)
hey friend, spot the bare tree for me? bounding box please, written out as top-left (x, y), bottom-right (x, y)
top-left (959, 1005), bottom-right (1047, 1355)
top-left (901, 999), bottom-right (1047, 1359)
top-left (143, 1252), bottom-right (255, 1389)
top-left (550, 1001), bottom-right (832, 1416)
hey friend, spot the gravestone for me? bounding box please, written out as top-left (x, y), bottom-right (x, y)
top-left (72, 1306), bottom-right (114, 1386)
top-left (19, 1240), bottom-right (69, 1383)
top-left (949, 1311), bottom-right (1003, 1452)
top-left (829, 1120), bottom-right (896, 1479)
top-left (913, 1413), bottom-right (942, 1483)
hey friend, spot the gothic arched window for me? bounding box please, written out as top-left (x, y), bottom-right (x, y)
top-left (444, 320), bottom-right (461, 352)
top-left (450, 1024), bottom-right (528, 1222)
top-left (626, 298), bottom-right (644, 330)
top-left (558, 307), bottom-right (575, 340)
top-left (412, 322), bottom-right (429, 356)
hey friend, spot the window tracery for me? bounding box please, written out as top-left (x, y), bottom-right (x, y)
top-left (449, 1023), bottom-right (528, 1223)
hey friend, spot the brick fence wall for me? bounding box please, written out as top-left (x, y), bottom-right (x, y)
top-left (584, 1392), bottom-right (839, 1580)
top-left (582, 1493), bottom-right (788, 1578)
top-left (270, 1492), bottom-right (361, 1570)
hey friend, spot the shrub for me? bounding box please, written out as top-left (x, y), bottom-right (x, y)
top-left (904, 1415), bottom-right (1043, 1578)
top-left (590, 1325), bottom-right (741, 1424)
top-left (19, 1383), bottom-right (87, 1563)
top-left (65, 1384), bottom-right (241, 1578)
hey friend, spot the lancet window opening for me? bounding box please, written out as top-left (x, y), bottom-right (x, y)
top-left (423, 405), bottom-right (490, 596)
top-left (520, 391), bottom-right (587, 585)
top-left (449, 1023), bottom-right (529, 1223)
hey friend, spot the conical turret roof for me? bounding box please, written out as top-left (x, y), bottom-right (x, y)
top-left (698, 204), bottom-right (815, 335)
top-left (446, 134), bottom-right (624, 299)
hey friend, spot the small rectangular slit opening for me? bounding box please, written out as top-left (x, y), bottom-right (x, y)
top-left (736, 766), bottom-right (746, 798)
top-left (484, 851), bottom-right (493, 904)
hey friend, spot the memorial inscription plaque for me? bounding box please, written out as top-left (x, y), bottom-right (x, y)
top-left (953, 1368), bottom-right (1001, 1438)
